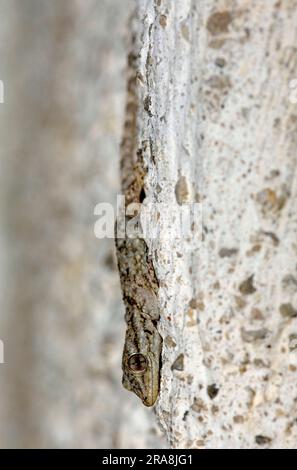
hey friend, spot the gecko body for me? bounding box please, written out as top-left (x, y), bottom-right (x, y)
top-left (115, 34), bottom-right (162, 407)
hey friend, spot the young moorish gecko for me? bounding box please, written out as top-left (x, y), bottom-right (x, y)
top-left (115, 37), bottom-right (162, 407)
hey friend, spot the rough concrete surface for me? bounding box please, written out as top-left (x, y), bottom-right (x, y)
top-left (133, 0), bottom-right (297, 448)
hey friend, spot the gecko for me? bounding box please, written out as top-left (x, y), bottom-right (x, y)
top-left (114, 36), bottom-right (162, 407)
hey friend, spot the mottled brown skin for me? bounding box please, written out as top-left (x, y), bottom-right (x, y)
top-left (115, 30), bottom-right (162, 406)
top-left (116, 234), bottom-right (162, 406)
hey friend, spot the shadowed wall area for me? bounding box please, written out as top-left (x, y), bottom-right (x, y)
top-left (0, 0), bottom-right (166, 449)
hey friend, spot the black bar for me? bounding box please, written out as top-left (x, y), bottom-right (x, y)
top-left (0, 448), bottom-right (289, 466)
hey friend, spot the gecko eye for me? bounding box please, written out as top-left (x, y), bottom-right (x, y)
top-left (128, 353), bottom-right (148, 373)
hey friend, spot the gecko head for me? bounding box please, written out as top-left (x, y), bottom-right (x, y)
top-left (122, 352), bottom-right (159, 407)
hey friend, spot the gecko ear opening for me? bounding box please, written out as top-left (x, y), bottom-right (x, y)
top-left (139, 187), bottom-right (146, 203)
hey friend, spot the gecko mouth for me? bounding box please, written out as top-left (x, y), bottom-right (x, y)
top-left (142, 388), bottom-right (154, 407)
top-left (141, 353), bottom-right (158, 407)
